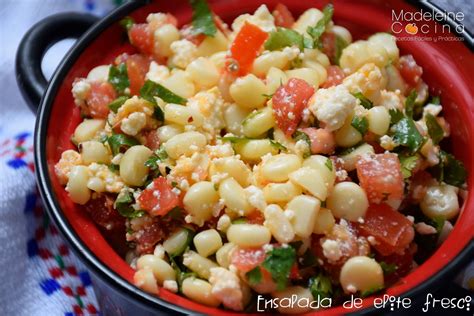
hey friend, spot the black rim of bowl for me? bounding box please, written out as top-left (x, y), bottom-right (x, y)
top-left (33, 1), bottom-right (474, 315)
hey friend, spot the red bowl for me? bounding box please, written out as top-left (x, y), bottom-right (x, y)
top-left (21, 0), bottom-right (474, 314)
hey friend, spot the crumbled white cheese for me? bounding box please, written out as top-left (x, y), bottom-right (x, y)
top-left (379, 90), bottom-right (403, 110)
top-left (423, 103), bottom-right (443, 118)
top-left (87, 163), bottom-right (124, 193)
top-left (309, 85), bottom-right (357, 131)
top-left (169, 39), bottom-right (198, 69)
top-left (343, 63), bottom-right (385, 105)
top-left (217, 214), bottom-right (231, 232)
top-left (153, 244), bottom-right (166, 259)
top-left (121, 112), bottom-right (147, 136)
top-left (244, 185), bottom-right (267, 211)
top-left (282, 46), bottom-right (300, 60)
top-left (209, 267), bottom-right (245, 311)
top-left (321, 239), bottom-right (342, 262)
top-left (146, 12), bottom-right (169, 24)
top-left (379, 135), bottom-right (397, 151)
top-left (231, 4), bottom-right (276, 33)
top-left (72, 79), bottom-right (91, 106)
top-left (54, 150), bottom-right (83, 185)
top-left (146, 61), bottom-right (170, 83)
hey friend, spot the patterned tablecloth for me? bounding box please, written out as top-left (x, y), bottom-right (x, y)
top-left (0, 1), bottom-right (472, 315)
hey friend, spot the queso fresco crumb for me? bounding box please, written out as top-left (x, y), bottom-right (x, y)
top-left (55, 0), bottom-right (467, 313)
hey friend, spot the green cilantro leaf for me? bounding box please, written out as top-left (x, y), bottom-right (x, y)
top-left (351, 116), bottom-right (369, 135)
top-left (360, 285), bottom-right (384, 298)
top-left (391, 117), bottom-right (424, 152)
top-left (435, 151), bottom-right (467, 187)
top-left (263, 246), bottom-right (296, 291)
top-left (334, 35), bottom-right (348, 65)
top-left (429, 95), bottom-right (441, 105)
top-left (140, 80), bottom-right (187, 105)
top-left (325, 158), bottom-right (333, 171)
top-left (309, 273), bottom-right (333, 300)
top-left (270, 139), bottom-right (287, 151)
top-left (107, 134), bottom-right (140, 155)
top-left (108, 96), bottom-right (129, 113)
top-left (404, 89), bottom-right (418, 118)
top-left (293, 130), bottom-right (311, 158)
top-left (219, 136), bottom-right (251, 144)
top-left (265, 27), bottom-right (304, 51)
top-left (306, 4), bottom-right (334, 47)
top-left (352, 92), bottom-right (373, 109)
top-left (189, 0), bottom-right (217, 37)
top-left (108, 63), bottom-right (130, 94)
top-left (389, 108), bottom-right (404, 125)
top-left (114, 191), bottom-right (145, 218)
top-left (246, 267), bottom-right (262, 286)
top-left (399, 154), bottom-right (420, 178)
top-left (425, 113), bottom-right (444, 144)
top-left (379, 261), bottom-right (398, 274)
top-left (120, 16), bottom-right (134, 31)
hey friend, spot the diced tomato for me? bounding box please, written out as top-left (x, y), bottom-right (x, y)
top-left (86, 82), bottom-right (117, 119)
top-left (321, 32), bottom-right (336, 63)
top-left (289, 263), bottom-right (300, 280)
top-left (125, 54), bottom-right (151, 95)
top-left (407, 170), bottom-right (436, 203)
top-left (272, 78), bottom-right (314, 136)
top-left (397, 55), bottom-right (423, 87)
top-left (375, 246), bottom-right (414, 285)
top-left (246, 210), bottom-right (265, 225)
top-left (272, 3), bottom-right (295, 28)
top-left (322, 65), bottom-right (345, 88)
top-left (356, 153), bottom-right (404, 204)
top-left (180, 24), bottom-right (206, 46)
top-left (229, 22), bottom-right (268, 76)
top-left (300, 127), bottom-right (335, 154)
top-left (83, 193), bottom-right (124, 231)
top-left (128, 23), bottom-right (154, 56)
top-left (142, 130), bottom-right (161, 151)
top-left (137, 177), bottom-right (180, 216)
top-left (231, 246), bottom-right (266, 273)
top-left (358, 204), bottom-right (415, 256)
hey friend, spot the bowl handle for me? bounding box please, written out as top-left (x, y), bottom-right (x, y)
top-left (15, 12), bottom-right (99, 113)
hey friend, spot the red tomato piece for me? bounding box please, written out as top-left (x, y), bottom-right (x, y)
top-left (407, 170), bottom-right (436, 203)
top-left (86, 82), bottom-right (117, 119)
top-left (246, 210), bottom-right (265, 225)
top-left (322, 65), bottom-right (345, 88)
top-left (231, 246), bottom-right (266, 273)
top-left (272, 3), bottom-right (295, 28)
top-left (321, 32), bottom-right (336, 63)
top-left (229, 22), bottom-right (268, 76)
top-left (300, 127), bottom-right (335, 155)
top-left (137, 177), bottom-right (180, 217)
top-left (397, 55), bottom-right (423, 87)
top-left (375, 246), bottom-right (414, 285)
top-left (142, 130), bottom-right (161, 151)
top-left (126, 54), bottom-right (150, 96)
top-left (289, 264), bottom-right (300, 280)
top-left (272, 78), bottom-right (315, 136)
top-left (180, 24), bottom-right (206, 46)
top-left (128, 23), bottom-right (154, 56)
top-left (356, 153), bottom-right (404, 204)
top-left (358, 204), bottom-right (415, 256)
top-left (83, 193), bottom-right (124, 231)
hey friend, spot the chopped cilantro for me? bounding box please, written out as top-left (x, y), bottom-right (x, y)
top-left (429, 95), bottom-right (441, 105)
top-left (379, 261), bottom-right (397, 274)
top-left (435, 151), bottom-right (467, 187)
top-left (352, 92), bottom-right (373, 109)
top-left (140, 79), bottom-right (186, 106)
top-left (270, 139), bottom-right (287, 151)
top-left (189, 0), bottom-right (217, 37)
top-left (265, 27), bottom-right (305, 51)
top-left (263, 246), bottom-right (296, 291)
top-left (220, 136), bottom-right (251, 143)
top-left (389, 108), bottom-right (404, 125)
top-left (325, 158), bottom-right (333, 171)
top-left (404, 89), bottom-right (418, 119)
top-left (391, 117), bottom-right (424, 152)
top-left (309, 272), bottom-right (333, 300)
top-left (246, 267), bottom-right (262, 286)
top-left (107, 134), bottom-right (140, 155)
top-left (108, 63), bottom-right (129, 94)
top-left (399, 154), bottom-right (420, 179)
top-left (351, 116), bottom-right (369, 135)
top-left (120, 16), bottom-right (134, 31)
top-left (293, 131), bottom-right (311, 158)
top-left (306, 4), bottom-right (333, 47)
top-left (114, 191), bottom-right (145, 218)
top-left (334, 35), bottom-right (348, 65)
top-left (360, 285), bottom-right (384, 298)
top-left (232, 218), bottom-right (247, 224)
top-left (108, 164), bottom-right (119, 173)
top-left (108, 96), bottom-right (128, 113)
top-left (425, 113), bottom-right (444, 144)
